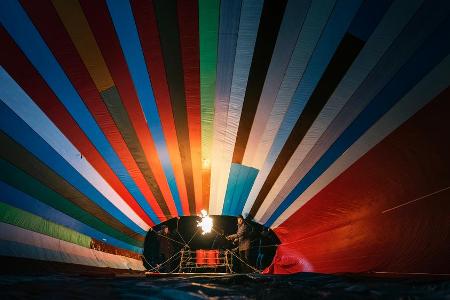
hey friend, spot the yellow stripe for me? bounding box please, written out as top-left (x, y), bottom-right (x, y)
top-left (52, 0), bottom-right (114, 92)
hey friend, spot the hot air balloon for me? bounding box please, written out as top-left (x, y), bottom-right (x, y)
top-left (1, 0), bottom-right (449, 298)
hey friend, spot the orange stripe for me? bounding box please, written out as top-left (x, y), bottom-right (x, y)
top-left (131, 0), bottom-right (190, 216)
top-left (20, 0), bottom-right (158, 225)
top-left (80, 0), bottom-right (178, 217)
top-left (178, 0), bottom-right (203, 213)
top-left (47, 0), bottom-right (167, 222)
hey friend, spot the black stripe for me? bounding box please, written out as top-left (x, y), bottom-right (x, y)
top-left (250, 33), bottom-right (365, 216)
top-left (232, 0), bottom-right (288, 164)
top-left (101, 87), bottom-right (172, 218)
top-left (153, 0), bottom-right (196, 214)
top-left (0, 131), bottom-right (145, 245)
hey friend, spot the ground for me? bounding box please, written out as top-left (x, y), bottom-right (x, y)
top-left (1, 272), bottom-right (449, 299)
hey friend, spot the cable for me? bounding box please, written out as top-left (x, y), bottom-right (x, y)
top-left (186, 227), bottom-right (199, 248)
top-left (176, 217), bottom-right (188, 245)
top-left (145, 223), bottom-right (273, 274)
top-left (228, 249), bottom-right (260, 273)
top-left (154, 250), bottom-right (182, 273)
top-left (141, 254), bottom-right (160, 273)
top-left (151, 228), bottom-right (186, 246)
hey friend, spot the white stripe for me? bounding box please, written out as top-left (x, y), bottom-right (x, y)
top-left (271, 55), bottom-right (450, 228)
top-left (0, 68), bottom-right (149, 231)
top-left (0, 222), bottom-right (145, 270)
top-left (242, 0), bottom-right (310, 166)
top-left (255, 0), bottom-right (424, 222)
top-left (242, 0), bottom-right (336, 214)
top-left (209, 0), bottom-right (263, 214)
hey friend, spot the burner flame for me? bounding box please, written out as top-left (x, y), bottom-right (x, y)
top-left (197, 209), bottom-right (213, 235)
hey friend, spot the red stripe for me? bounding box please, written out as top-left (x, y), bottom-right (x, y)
top-left (0, 26), bottom-right (154, 227)
top-left (20, 0), bottom-right (166, 223)
top-left (273, 88), bottom-right (450, 274)
top-left (80, 0), bottom-right (178, 217)
top-left (177, 0), bottom-right (203, 213)
top-left (130, 0), bottom-right (190, 216)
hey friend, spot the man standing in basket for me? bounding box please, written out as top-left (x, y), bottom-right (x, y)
top-left (226, 215), bottom-right (251, 273)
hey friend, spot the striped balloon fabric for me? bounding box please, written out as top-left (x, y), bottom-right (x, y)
top-left (1, 0), bottom-right (449, 274)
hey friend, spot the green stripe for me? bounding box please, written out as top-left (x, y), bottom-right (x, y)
top-left (0, 202), bottom-right (92, 248)
top-left (0, 132), bottom-right (144, 243)
top-left (199, 0), bottom-right (219, 160)
top-left (0, 159), bottom-right (143, 248)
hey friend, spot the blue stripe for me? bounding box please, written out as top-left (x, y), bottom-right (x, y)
top-left (266, 17), bottom-right (450, 226)
top-left (0, 0), bottom-right (159, 224)
top-left (213, 0), bottom-right (242, 214)
top-left (223, 164), bottom-right (259, 216)
top-left (235, 167), bottom-right (258, 216)
top-left (229, 167), bottom-right (249, 216)
top-left (242, 0), bottom-right (337, 214)
top-left (263, 0), bottom-right (363, 183)
top-left (222, 164), bottom-right (241, 215)
top-left (106, 0), bottom-right (183, 215)
top-left (0, 181), bottom-right (143, 253)
top-left (215, 0), bottom-right (242, 110)
top-left (0, 101), bottom-right (146, 237)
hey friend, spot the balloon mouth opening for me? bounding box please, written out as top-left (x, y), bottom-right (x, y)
top-left (144, 215), bottom-right (280, 273)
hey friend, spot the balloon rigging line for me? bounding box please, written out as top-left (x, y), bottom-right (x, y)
top-left (176, 217), bottom-right (188, 245)
top-left (227, 249), bottom-right (260, 273)
top-left (382, 186), bottom-right (450, 213)
top-left (156, 250), bottom-right (182, 272)
top-left (142, 250), bottom-right (183, 273)
top-left (151, 228), bottom-right (186, 246)
top-left (146, 221), bottom-right (275, 273)
top-left (140, 254), bottom-right (160, 272)
top-left (373, 271), bottom-right (450, 276)
top-left (186, 227), bottom-right (199, 248)
top-left (270, 186), bottom-right (450, 248)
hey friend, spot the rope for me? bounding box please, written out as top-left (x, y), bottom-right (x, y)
top-left (157, 250), bottom-right (181, 270)
top-left (167, 251), bottom-right (183, 274)
top-left (176, 217), bottom-right (188, 245)
top-left (146, 250), bottom-right (182, 273)
top-left (145, 224), bottom-right (274, 273)
top-left (224, 250), bottom-right (234, 273)
top-left (144, 226), bottom-right (199, 273)
top-left (151, 228), bottom-right (186, 246)
top-left (141, 254), bottom-right (160, 273)
top-left (228, 249), bottom-right (260, 273)
top-left (143, 226), bottom-right (202, 273)
top-left (382, 186), bottom-right (450, 213)
top-left (186, 227), bottom-right (199, 247)
top-left (253, 243), bottom-right (279, 249)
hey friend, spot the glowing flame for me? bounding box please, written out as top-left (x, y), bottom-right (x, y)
top-left (197, 209), bottom-right (213, 235)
